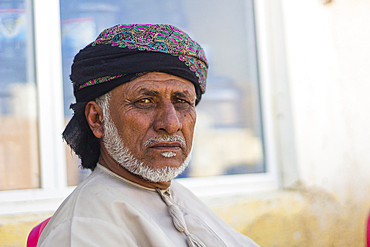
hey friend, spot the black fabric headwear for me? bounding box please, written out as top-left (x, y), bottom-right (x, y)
top-left (63, 24), bottom-right (208, 170)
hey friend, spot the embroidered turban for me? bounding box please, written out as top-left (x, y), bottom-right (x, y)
top-left (72, 23), bottom-right (208, 104)
top-left (63, 24), bottom-right (208, 170)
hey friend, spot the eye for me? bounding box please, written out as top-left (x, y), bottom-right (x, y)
top-left (134, 98), bottom-right (155, 108)
top-left (173, 97), bottom-right (190, 105)
top-left (173, 98), bottom-right (193, 110)
top-left (175, 98), bottom-right (187, 104)
top-left (139, 98), bottom-right (151, 104)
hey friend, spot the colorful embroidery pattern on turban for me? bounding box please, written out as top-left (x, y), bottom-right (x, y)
top-left (88, 24), bottom-right (208, 92)
top-left (71, 24), bottom-right (208, 104)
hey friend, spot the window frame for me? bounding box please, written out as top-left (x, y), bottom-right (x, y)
top-left (0, 0), bottom-right (282, 216)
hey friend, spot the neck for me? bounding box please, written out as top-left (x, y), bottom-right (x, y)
top-left (98, 145), bottom-right (171, 190)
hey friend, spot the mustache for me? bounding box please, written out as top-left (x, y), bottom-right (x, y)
top-left (144, 135), bottom-right (186, 148)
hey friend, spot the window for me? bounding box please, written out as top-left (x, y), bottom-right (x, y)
top-left (0, 0), bottom-right (278, 215)
top-left (60, 0), bottom-right (266, 185)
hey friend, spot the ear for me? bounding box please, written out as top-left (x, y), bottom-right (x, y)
top-left (85, 101), bottom-right (104, 139)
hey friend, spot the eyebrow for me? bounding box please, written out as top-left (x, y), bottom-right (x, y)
top-left (138, 88), bottom-right (160, 96)
top-left (136, 88), bottom-right (196, 101)
top-left (173, 91), bottom-right (195, 100)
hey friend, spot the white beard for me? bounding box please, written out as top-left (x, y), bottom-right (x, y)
top-left (101, 107), bottom-right (191, 183)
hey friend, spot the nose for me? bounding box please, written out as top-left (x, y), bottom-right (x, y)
top-left (153, 101), bottom-right (182, 135)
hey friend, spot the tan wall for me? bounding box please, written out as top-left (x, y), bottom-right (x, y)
top-left (269, 0), bottom-right (370, 246)
top-left (281, 0), bottom-right (370, 201)
top-left (214, 4), bottom-right (370, 245)
top-left (283, 0), bottom-right (370, 224)
top-left (214, 186), bottom-right (369, 246)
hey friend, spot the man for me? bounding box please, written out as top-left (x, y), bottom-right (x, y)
top-left (37, 24), bottom-right (259, 247)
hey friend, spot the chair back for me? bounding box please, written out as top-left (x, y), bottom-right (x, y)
top-left (27, 217), bottom-right (51, 247)
top-left (367, 211), bottom-right (370, 247)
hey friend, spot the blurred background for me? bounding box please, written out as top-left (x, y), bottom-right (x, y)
top-left (0, 0), bottom-right (370, 246)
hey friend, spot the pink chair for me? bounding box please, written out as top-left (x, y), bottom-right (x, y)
top-left (27, 217), bottom-right (51, 247)
top-left (367, 211), bottom-right (370, 247)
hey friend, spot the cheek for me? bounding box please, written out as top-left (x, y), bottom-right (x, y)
top-left (187, 109), bottom-right (196, 129)
top-left (182, 111), bottom-right (196, 143)
top-left (118, 112), bottom-right (154, 143)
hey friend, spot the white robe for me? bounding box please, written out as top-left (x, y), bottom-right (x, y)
top-left (37, 164), bottom-right (259, 247)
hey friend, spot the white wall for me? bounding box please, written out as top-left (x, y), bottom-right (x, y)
top-left (281, 0), bottom-right (370, 204)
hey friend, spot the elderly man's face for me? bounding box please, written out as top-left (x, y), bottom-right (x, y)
top-left (106, 72), bottom-right (197, 174)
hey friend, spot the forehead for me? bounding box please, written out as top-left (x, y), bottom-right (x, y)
top-left (114, 72), bottom-right (196, 97)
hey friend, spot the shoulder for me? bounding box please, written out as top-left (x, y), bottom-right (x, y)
top-left (38, 166), bottom-right (155, 245)
top-left (38, 167), bottom-right (134, 238)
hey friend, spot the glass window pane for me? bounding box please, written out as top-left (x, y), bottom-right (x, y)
top-left (60, 0), bottom-right (264, 184)
top-left (0, 0), bottom-right (40, 190)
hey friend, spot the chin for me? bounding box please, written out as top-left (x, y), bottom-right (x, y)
top-left (124, 154), bottom-right (192, 183)
top-left (130, 162), bottom-right (188, 183)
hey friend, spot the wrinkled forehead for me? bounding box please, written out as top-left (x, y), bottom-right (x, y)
top-left (114, 72), bottom-right (197, 100)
